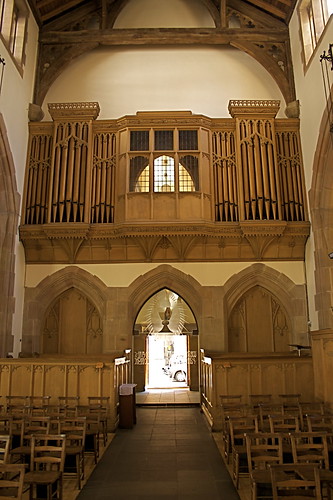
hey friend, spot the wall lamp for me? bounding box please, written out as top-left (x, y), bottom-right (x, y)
top-left (329, 252), bottom-right (333, 259)
top-left (0, 55), bottom-right (5, 96)
top-left (320, 44), bottom-right (333, 133)
top-left (320, 44), bottom-right (333, 69)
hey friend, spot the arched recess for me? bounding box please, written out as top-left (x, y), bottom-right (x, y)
top-left (22, 266), bottom-right (107, 354)
top-left (127, 264), bottom-right (202, 325)
top-left (127, 264), bottom-right (202, 391)
top-left (228, 285), bottom-right (291, 352)
top-left (0, 115), bottom-right (20, 357)
top-left (309, 103), bottom-right (333, 329)
top-left (223, 263), bottom-right (309, 350)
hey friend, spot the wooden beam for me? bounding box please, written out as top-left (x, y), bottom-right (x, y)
top-left (39, 27), bottom-right (289, 45)
top-left (40, 0), bottom-right (86, 22)
top-left (229, 0), bottom-right (287, 29)
top-left (220, 0), bottom-right (227, 28)
top-left (246, 0), bottom-right (287, 19)
top-left (36, 0), bottom-right (60, 8)
top-left (275, 0), bottom-right (291, 6)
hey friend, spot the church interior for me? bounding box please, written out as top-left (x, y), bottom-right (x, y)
top-left (0, 0), bottom-right (333, 497)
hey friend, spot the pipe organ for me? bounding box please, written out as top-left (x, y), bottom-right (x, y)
top-left (20, 100), bottom-right (310, 264)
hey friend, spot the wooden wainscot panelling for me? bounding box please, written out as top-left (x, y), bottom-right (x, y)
top-left (0, 354), bottom-right (131, 431)
top-left (200, 351), bottom-right (314, 431)
top-left (311, 329), bottom-right (333, 410)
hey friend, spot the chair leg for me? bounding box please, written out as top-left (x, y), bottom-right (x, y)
top-left (76, 453), bottom-right (81, 489)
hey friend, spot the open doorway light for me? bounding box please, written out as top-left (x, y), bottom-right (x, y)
top-left (147, 334), bottom-right (187, 389)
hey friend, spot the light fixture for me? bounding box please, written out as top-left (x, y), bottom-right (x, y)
top-left (329, 251), bottom-right (333, 259)
top-left (320, 44), bottom-right (333, 70)
top-left (320, 44), bottom-right (333, 133)
top-left (0, 55), bottom-right (5, 95)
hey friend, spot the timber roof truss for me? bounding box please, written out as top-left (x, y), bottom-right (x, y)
top-left (27, 0), bottom-right (298, 114)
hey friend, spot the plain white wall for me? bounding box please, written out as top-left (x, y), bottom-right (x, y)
top-left (42, 0), bottom-right (285, 119)
top-left (289, 3), bottom-right (333, 332)
top-left (113, 0), bottom-right (215, 27)
top-left (0, 5), bottom-right (39, 356)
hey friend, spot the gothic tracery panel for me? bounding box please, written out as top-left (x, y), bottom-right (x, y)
top-left (42, 288), bottom-right (103, 354)
top-left (228, 285), bottom-right (291, 352)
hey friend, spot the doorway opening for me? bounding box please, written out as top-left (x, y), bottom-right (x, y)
top-left (133, 288), bottom-right (199, 393)
top-left (147, 334), bottom-right (187, 389)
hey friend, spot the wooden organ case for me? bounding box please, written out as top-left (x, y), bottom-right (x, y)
top-left (19, 100), bottom-right (310, 264)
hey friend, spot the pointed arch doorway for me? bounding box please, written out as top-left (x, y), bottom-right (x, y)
top-left (133, 289), bottom-right (199, 393)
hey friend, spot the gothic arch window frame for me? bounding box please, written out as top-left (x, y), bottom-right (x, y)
top-left (21, 266), bottom-right (107, 354)
top-left (223, 263), bottom-right (309, 350)
top-left (129, 128), bottom-right (199, 194)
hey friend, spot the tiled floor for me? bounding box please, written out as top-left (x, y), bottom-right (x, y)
top-left (136, 388), bottom-right (200, 406)
top-left (77, 405), bottom-right (240, 500)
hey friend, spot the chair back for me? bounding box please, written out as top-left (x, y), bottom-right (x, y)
top-left (19, 416), bottom-right (51, 447)
top-left (58, 417), bottom-right (87, 448)
top-left (29, 434), bottom-right (66, 473)
top-left (245, 432), bottom-right (283, 473)
top-left (269, 415), bottom-right (300, 433)
top-left (0, 436), bottom-right (10, 463)
top-left (229, 416), bottom-right (259, 448)
top-left (0, 463), bottom-right (25, 499)
top-left (270, 463), bottom-right (322, 500)
top-left (290, 432), bottom-right (330, 470)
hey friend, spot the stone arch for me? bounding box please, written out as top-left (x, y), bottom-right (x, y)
top-left (127, 264), bottom-right (202, 332)
top-left (22, 266), bottom-right (107, 353)
top-left (128, 264), bottom-right (202, 392)
top-left (309, 100), bottom-right (333, 329)
top-left (0, 115), bottom-right (20, 357)
top-left (223, 263), bottom-right (309, 347)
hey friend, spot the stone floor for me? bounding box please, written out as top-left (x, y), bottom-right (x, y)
top-left (76, 405), bottom-right (240, 500)
top-left (136, 388), bottom-right (200, 406)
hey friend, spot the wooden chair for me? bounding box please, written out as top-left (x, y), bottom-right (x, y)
top-left (10, 416), bottom-right (51, 464)
top-left (0, 437), bottom-right (10, 464)
top-left (24, 434), bottom-right (66, 500)
top-left (5, 397), bottom-right (29, 417)
top-left (57, 417), bottom-right (86, 489)
top-left (290, 432), bottom-right (330, 470)
top-left (299, 402), bottom-right (327, 430)
top-left (270, 463), bottom-right (322, 500)
top-left (57, 397), bottom-right (80, 417)
top-left (0, 463), bottom-right (25, 499)
top-left (245, 432), bottom-right (283, 500)
top-left (87, 397), bottom-right (109, 446)
top-left (0, 418), bottom-right (10, 438)
top-left (27, 397), bottom-right (51, 416)
top-left (219, 395), bottom-right (247, 461)
top-left (269, 415), bottom-right (300, 434)
top-left (229, 415), bottom-right (259, 489)
top-left (306, 414), bottom-right (333, 434)
top-left (258, 403), bottom-right (284, 432)
top-left (83, 413), bottom-right (100, 464)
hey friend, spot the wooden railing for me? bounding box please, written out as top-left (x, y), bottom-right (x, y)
top-left (200, 351), bottom-right (314, 431)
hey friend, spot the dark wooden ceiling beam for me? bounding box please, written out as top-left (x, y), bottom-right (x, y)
top-left (229, 0), bottom-right (286, 28)
top-left (274, 0), bottom-right (291, 6)
top-left (36, 0), bottom-right (60, 8)
top-left (40, 0), bottom-right (86, 21)
top-left (39, 27), bottom-right (289, 45)
top-left (245, 0), bottom-right (287, 19)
